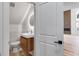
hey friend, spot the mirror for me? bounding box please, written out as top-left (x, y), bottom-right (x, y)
top-left (30, 15), bottom-right (34, 27)
top-left (28, 11), bottom-right (34, 33)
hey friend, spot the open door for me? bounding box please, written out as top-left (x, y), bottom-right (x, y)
top-left (35, 2), bottom-right (64, 56)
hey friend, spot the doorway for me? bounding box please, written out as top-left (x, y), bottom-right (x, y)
top-left (64, 2), bottom-right (79, 56)
top-left (64, 10), bottom-right (71, 34)
top-left (9, 2), bottom-right (35, 56)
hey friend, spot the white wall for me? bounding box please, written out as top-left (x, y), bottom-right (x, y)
top-left (71, 9), bottom-right (79, 35)
top-left (10, 2), bottom-right (34, 42)
top-left (10, 2), bottom-right (30, 42)
top-left (22, 4), bottom-right (34, 33)
top-left (10, 24), bottom-right (20, 42)
top-left (10, 2), bottom-right (29, 24)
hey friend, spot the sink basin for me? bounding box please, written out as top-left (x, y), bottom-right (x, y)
top-left (20, 33), bottom-right (34, 38)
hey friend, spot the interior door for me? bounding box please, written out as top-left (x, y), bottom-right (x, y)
top-left (35, 2), bottom-right (64, 56)
top-left (39, 3), bottom-right (57, 36)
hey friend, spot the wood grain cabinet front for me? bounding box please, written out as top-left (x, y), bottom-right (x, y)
top-left (20, 36), bottom-right (34, 55)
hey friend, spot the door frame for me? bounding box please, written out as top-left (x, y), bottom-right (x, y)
top-left (2, 2), bottom-right (9, 56)
top-left (0, 2), bottom-right (3, 56)
top-left (2, 2), bottom-right (37, 56)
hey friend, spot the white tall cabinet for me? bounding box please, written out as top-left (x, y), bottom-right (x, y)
top-left (35, 2), bottom-right (64, 56)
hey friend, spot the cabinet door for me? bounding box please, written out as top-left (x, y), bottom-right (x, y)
top-left (38, 2), bottom-right (57, 36)
top-left (20, 37), bottom-right (28, 54)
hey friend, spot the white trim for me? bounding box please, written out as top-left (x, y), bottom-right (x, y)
top-left (2, 2), bottom-right (9, 56)
top-left (0, 2), bottom-right (3, 56)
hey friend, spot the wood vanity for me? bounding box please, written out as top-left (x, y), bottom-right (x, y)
top-left (20, 36), bottom-right (34, 56)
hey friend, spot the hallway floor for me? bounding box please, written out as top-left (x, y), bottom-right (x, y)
top-left (64, 34), bottom-right (79, 56)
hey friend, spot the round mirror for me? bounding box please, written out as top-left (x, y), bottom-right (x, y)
top-left (30, 15), bottom-right (34, 27)
top-left (27, 12), bottom-right (34, 33)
